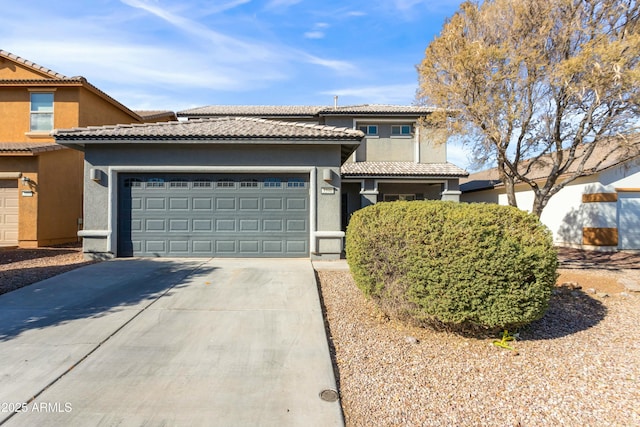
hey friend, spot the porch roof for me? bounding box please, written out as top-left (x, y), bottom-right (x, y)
top-left (341, 161), bottom-right (468, 178)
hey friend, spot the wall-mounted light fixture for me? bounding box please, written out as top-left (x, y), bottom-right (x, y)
top-left (323, 169), bottom-right (333, 183)
top-left (89, 168), bottom-right (101, 182)
top-left (21, 176), bottom-right (32, 186)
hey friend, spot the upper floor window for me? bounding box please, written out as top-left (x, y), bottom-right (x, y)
top-left (391, 125), bottom-right (412, 136)
top-left (358, 125), bottom-right (378, 136)
top-left (30, 93), bottom-right (54, 132)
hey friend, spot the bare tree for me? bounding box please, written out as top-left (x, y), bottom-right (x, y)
top-left (418, 0), bottom-right (640, 216)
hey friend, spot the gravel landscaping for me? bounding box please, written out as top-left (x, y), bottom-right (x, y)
top-left (0, 244), bottom-right (95, 295)
top-left (316, 258), bottom-right (640, 427)
top-left (2, 244), bottom-right (638, 426)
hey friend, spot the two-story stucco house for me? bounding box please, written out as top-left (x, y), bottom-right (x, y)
top-left (177, 105), bottom-right (468, 229)
top-left (52, 104), bottom-right (466, 260)
top-left (0, 50), bottom-right (175, 247)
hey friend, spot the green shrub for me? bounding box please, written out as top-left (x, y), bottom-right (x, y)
top-left (345, 201), bottom-right (558, 333)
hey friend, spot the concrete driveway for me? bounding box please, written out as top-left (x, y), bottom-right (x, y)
top-left (0, 258), bottom-right (342, 426)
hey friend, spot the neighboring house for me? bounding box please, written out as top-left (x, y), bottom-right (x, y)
top-left (178, 105), bottom-right (468, 229)
top-left (0, 50), bottom-right (175, 247)
top-left (460, 137), bottom-right (640, 250)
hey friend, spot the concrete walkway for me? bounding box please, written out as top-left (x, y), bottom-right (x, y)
top-left (0, 259), bottom-right (342, 426)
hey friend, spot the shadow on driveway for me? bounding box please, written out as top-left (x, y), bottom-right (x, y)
top-left (0, 259), bottom-right (216, 342)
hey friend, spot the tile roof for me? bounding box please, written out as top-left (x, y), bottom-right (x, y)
top-left (0, 142), bottom-right (66, 154)
top-left (322, 104), bottom-right (440, 115)
top-left (177, 104), bottom-right (441, 117)
top-left (460, 135), bottom-right (640, 192)
top-left (53, 117), bottom-right (365, 141)
top-left (134, 110), bottom-right (177, 121)
top-left (0, 50), bottom-right (68, 79)
top-left (177, 105), bottom-right (328, 117)
top-left (341, 161), bottom-right (468, 177)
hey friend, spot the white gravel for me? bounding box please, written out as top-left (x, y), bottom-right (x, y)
top-left (316, 270), bottom-right (640, 427)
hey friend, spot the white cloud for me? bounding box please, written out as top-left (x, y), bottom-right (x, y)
top-left (321, 83), bottom-right (418, 105)
top-left (266, 0), bottom-right (302, 9)
top-left (304, 31), bottom-right (325, 39)
top-left (303, 55), bottom-right (357, 74)
top-left (199, 0), bottom-right (252, 15)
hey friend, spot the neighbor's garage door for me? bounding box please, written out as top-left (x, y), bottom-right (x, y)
top-left (118, 173), bottom-right (309, 257)
top-left (0, 180), bottom-right (19, 246)
top-left (618, 192), bottom-right (640, 250)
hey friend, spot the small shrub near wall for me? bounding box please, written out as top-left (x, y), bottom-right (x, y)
top-left (345, 201), bottom-right (558, 333)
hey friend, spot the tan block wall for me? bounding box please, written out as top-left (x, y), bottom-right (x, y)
top-left (36, 149), bottom-right (84, 245)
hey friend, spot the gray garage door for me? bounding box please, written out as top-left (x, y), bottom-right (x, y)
top-left (118, 173), bottom-right (309, 257)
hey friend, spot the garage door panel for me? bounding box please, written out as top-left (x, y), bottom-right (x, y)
top-left (169, 198), bottom-right (189, 210)
top-left (240, 198), bottom-right (259, 210)
top-left (263, 219), bottom-right (283, 232)
top-left (118, 173), bottom-right (309, 257)
top-left (263, 241), bottom-right (283, 253)
top-left (145, 219), bottom-right (166, 232)
top-left (169, 241), bottom-right (189, 253)
top-left (263, 198), bottom-right (283, 210)
top-left (146, 198), bottom-right (166, 210)
top-left (240, 219), bottom-right (259, 231)
top-left (193, 198), bottom-right (213, 210)
top-left (146, 240), bottom-right (166, 253)
top-left (169, 219), bottom-right (189, 232)
top-left (216, 198), bottom-right (236, 210)
top-left (215, 219), bottom-right (236, 231)
top-left (239, 240), bottom-right (260, 253)
top-left (287, 198), bottom-right (307, 210)
top-left (287, 219), bottom-right (307, 232)
top-left (193, 219), bottom-right (213, 231)
top-left (286, 241), bottom-right (307, 253)
top-left (193, 240), bottom-right (214, 253)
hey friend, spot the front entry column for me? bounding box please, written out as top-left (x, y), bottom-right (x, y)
top-left (441, 179), bottom-right (461, 202)
top-left (359, 179), bottom-right (378, 207)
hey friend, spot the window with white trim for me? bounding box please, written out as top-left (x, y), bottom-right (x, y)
top-left (358, 125), bottom-right (378, 136)
top-left (30, 92), bottom-right (54, 132)
top-left (391, 125), bottom-right (412, 136)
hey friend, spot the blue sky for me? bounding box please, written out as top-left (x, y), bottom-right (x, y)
top-left (1, 0), bottom-right (472, 167)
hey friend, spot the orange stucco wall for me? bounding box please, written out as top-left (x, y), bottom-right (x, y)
top-left (78, 88), bottom-right (141, 126)
top-left (1, 56), bottom-right (145, 247)
top-left (36, 149), bottom-right (84, 245)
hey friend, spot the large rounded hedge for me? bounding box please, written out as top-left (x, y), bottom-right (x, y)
top-left (345, 201), bottom-right (558, 333)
